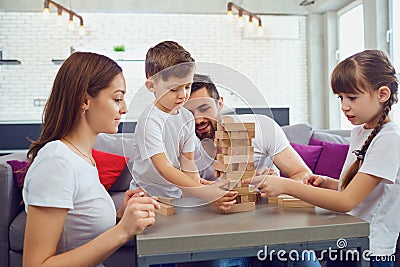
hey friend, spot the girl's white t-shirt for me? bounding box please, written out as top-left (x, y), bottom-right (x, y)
top-left (23, 141), bottom-right (116, 262)
top-left (339, 121), bottom-right (400, 255)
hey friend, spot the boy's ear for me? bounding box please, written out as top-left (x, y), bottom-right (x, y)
top-left (378, 86), bottom-right (391, 103)
top-left (145, 79), bottom-right (156, 93)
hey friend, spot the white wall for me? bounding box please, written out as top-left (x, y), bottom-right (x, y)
top-left (0, 12), bottom-right (308, 124)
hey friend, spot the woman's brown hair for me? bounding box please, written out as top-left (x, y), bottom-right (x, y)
top-left (331, 50), bottom-right (398, 189)
top-left (27, 52), bottom-right (122, 163)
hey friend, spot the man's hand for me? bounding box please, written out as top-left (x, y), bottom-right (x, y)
top-left (256, 166), bottom-right (278, 176)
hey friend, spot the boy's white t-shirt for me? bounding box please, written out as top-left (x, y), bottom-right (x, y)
top-left (339, 121), bottom-right (400, 255)
top-left (23, 141), bottom-right (116, 265)
top-left (130, 104), bottom-right (196, 198)
top-left (195, 114), bottom-right (290, 179)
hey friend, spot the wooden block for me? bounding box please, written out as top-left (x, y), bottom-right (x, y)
top-left (214, 170), bottom-right (221, 178)
top-left (224, 202), bottom-right (256, 213)
top-left (220, 146), bottom-right (254, 156)
top-left (214, 161), bottom-right (254, 172)
top-left (215, 138), bottom-right (252, 148)
top-left (154, 196), bottom-right (176, 205)
top-left (215, 130), bottom-right (255, 139)
top-left (223, 180), bottom-right (242, 190)
top-left (155, 202), bottom-right (175, 216)
top-left (241, 195), bottom-right (250, 203)
top-left (217, 122), bottom-right (255, 132)
top-left (268, 196), bottom-right (279, 204)
top-left (219, 170), bottom-right (256, 180)
top-left (282, 198), bottom-right (315, 208)
top-left (216, 154), bottom-right (254, 164)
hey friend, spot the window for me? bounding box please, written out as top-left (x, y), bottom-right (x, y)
top-left (337, 1), bottom-right (364, 130)
top-left (389, 0), bottom-right (400, 123)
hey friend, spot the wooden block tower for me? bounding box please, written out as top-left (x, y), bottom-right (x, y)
top-left (214, 122), bottom-right (261, 212)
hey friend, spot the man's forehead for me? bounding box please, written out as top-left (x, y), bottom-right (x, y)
top-left (185, 97), bottom-right (214, 109)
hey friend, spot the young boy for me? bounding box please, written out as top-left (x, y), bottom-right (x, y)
top-left (130, 41), bottom-right (236, 210)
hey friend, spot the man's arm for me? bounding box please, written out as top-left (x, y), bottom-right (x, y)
top-left (272, 146), bottom-right (312, 182)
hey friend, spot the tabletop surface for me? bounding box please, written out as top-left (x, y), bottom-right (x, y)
top-left (136, 202), bottom-right (369, 255)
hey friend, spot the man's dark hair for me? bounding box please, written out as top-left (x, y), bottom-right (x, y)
top-left (191, 74), bottom-right (220, 101)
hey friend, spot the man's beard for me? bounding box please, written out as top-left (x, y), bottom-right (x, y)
top-left (195, 120), bottom-right (217, 140)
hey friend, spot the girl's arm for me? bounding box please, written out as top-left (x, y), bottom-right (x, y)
top-left (23, 196), bottom-right (158, 267)
top-left (243, 172), bottom-right (382, 212)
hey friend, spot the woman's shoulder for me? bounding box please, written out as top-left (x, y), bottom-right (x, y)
top-left (34, 141), bottom-right (73, 166)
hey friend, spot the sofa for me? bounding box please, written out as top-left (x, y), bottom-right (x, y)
top-left (1, 123), bottom-right (399, 267)
top-left (0, 132), bottom-right (136, 267)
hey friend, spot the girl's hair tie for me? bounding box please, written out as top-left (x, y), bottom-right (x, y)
top-left (352, 149), bottom-right (365, 161)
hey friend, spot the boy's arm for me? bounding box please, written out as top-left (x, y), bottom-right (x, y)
top-left (151, 153), bottom-right (202, 188)
top-left (180, 151), bottom-right (201, 183)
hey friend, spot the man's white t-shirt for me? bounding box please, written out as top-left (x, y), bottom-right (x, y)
top-left (339, 121), bottom-right (400, 255)
top-left (23, 141), bottom-right (116, 266)
top-left (195, 114), bottom-right (290, 179)
top-left (130, 104), bottom-right (196, 198)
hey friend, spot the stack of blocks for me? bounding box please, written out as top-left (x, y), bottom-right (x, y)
top-left (214, 122), bottom-right (261, 213)
top-left (268, 195), bottom-right (315, 208)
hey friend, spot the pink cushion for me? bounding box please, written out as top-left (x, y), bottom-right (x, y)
top-left (6, 160), bottom-right (29, 189)
top-left (310, 138), bottom-right (349, 179)
top-left (290, 142), bottom-right (323, 172)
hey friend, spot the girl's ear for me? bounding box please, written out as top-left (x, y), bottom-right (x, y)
top-left (81, 93), bottom-right (90, 112)
top-left (378, 86), bottom-right (391, 103)
top-left (145, 80), bottom-right (156, 93)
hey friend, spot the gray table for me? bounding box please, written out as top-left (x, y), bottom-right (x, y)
top-left (136, 203), bottom-right (369, 266)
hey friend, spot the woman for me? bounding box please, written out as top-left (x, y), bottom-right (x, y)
top-left (23, 52), bottom-right (159, 267)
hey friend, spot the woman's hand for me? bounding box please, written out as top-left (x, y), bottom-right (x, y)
top-left (116, 196), bottom-right (160, 240)
top-left (116, 188), bottom-right (148, 221)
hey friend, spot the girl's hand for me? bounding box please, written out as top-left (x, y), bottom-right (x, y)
top-left (116, 196), bottom-right (160, 240)
top-left (116, 188), bottom-right (148, 221)
top-left (242, 175), bottom-right (287, 198)
top-left (303, 174), bottom-right (328, 187)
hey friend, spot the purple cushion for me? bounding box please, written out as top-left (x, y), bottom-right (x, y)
top-left (6, 160), bottom-right (29, 189)
top-left (290, 142), bottom-right (323, 172)
top-left (310, 138), bottom-right (349, 179)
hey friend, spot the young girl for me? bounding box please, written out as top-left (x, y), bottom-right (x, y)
top-left (23, 52), bottom-right (159, 267)
top-left (244, 49), bottom-right (399, 267)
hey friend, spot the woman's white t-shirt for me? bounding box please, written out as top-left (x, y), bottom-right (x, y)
top-left (339, 121), bottom-right (400, 255)
top-left (23, 141), bottom-right (116, 262)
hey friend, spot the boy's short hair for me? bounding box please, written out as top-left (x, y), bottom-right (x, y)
top-left (145, 41), bottom-right (195, 80)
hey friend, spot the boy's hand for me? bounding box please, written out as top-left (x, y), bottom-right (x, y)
top-left (199, 178), bottom-right (214, 185)
top-left (211, 190), bottom-right (237, 211)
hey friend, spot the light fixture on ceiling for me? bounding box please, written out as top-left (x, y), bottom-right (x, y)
top-left (43, 0), bottom-right (85, 36)
top-left (299, 0), bottom-right (315, 6)
top-left (227, 2), bottom-right (264, 36)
